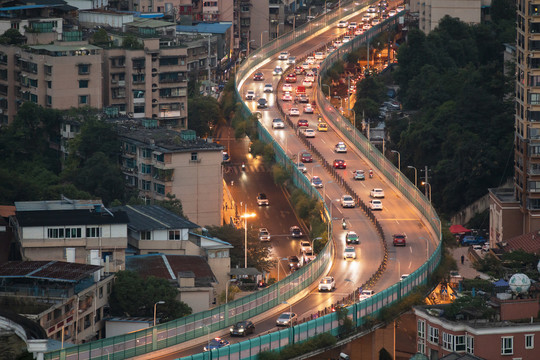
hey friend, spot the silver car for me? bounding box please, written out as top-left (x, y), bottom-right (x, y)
top-left (276, 312), bottom-right (298, 327)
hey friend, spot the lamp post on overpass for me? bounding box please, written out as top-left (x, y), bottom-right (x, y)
top-left (241, 205), bottom-right (256, 268)
top-left (391, 150), bottom-right (400, 172)
top-left (407, 165), bottom-right (418, 188)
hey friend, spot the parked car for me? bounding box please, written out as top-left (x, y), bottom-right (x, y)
top-left (204, 338), bottom-right (230, 352)
top-left (318, 276), bottom-right (336, 291)
top-left (393, 234), bottom-right (407, 246)
top-left (346, 231), bottom-right (359, 244)
top-left (311, 176), bottom-right (323, 188)
top-left (344, 246), bottom-right (356, 259)
top-left (369, 199), bottom-right (383, 210)
top-left (276, 312), bottom-right (297, 327)
top-left (370, 188), bottom-right (385, 198)
top-left (341, 195), bottom-right (355, 208)
top-left (290, 226), bottom-right (303, 238)
top-left (230, 321), bottom-right (255, 336)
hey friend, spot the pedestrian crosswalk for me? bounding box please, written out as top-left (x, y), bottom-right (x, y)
top-left (224, 164), bottom-right (271, 175)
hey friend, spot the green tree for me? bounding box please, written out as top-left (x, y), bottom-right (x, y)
top-left (91, 28), bottom-right (110, 46)
top-left (188, 96), bottom-right (223, 137)
top-left (109, 271), bottom-right (192, 322)
top-left (0, 29), bottom-right (26, 45)
top-left (156, 193), bottom-right (186, 219)
top-left (122, 34), bottom-right (142, 49)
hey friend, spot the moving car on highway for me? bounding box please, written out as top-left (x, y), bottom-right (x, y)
top-left (317, 122), bottom-right (328, 132)
top-left (335, 142), bottom-right (347, 153)
top-left (276, 312), bottom-right (297, 327)
top-left (230, 321), bottom-right (255, 336)
top-left (346, 231), bottom-right (359, 244)
top-left (257, 193), bottom-right (269, 206)
top-left (344, 246), bottom-right (356, 260)
top-left (353, 170), bottom-right (365, 180)
top-left (369, 199), bottom-right (383, 210)
top-left (290, 226), bottom-right (303, 238)
top-left (259, 228), bottom-right (271, 241)
top-left (341, 195), bottom-right (355, 208)
top-left (370, 188), bottom-right (385, 198)
top-left (311, 176), bottom-right (323, 188)
top-left (203, 338), bottom-right (230, 352)
top-left (301, 152), bottom-right (313, 162)
top-left (393, 233), bottom-right (407, 246)
top-left (318, 276), bottom-right (336, 292)
top-left (272, 118), bottom-right (285, 129)
top-left (333, 159), bottom-right (346, 169)
top-left (359, 290), bottom-right (375, 300)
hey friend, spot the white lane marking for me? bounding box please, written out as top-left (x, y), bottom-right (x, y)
top-left (409, 247), bottom-right (413, 254)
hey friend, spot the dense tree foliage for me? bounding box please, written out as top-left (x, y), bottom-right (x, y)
top-left (188, 95), bottom-right (223, 137)
top-left (205, 224), bottom-right (274, 272)
top-left (391, 13), bottom-right (515, 215)
top-left (0, 29), bottom-right (26, 45)
top-left (108, 271), bottom-right (192, 322)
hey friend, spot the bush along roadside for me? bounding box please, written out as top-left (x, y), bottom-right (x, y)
top-left (257, 332), bottom-right (337, 360)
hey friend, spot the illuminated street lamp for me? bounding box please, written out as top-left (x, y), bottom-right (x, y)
top-left (153, 301), bottom-right (165, 326)
top-left (241, 205), bottom-right (256, 268)
top-left (421, 182), bottom-right (432, 203)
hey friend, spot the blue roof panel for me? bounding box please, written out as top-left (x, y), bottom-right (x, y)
top-left (176, 22), bottom-right (231, 35)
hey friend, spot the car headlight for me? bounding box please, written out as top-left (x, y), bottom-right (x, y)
top-left (239, 329), bottom-right (244, 332)
top-left (230, 328), bottom-right (234, 332)
top-left (203, 347), bottom-right (208, 351)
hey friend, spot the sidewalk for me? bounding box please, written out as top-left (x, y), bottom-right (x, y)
top-left (450, 246), bottom-right (484, 279)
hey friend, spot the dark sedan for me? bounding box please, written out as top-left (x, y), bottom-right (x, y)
top-left (333, 159), bottom-right (346, 169)
top-left (230, 321), bottom-right (255, 336)
top-left (301, 152), bottom-right (313, 162)
top-left (253, 72), bottom-right (264, 81)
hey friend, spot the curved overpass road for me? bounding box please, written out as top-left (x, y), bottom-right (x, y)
top-left (150, 7), bottom-right (435, 360)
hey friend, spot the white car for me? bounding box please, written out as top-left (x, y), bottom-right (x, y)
top-left (367, 5), bottom-right (377, 13)
top-left (337, 20), bottom-right (349, 28)
top-left (278, 51), bottom-right (289, 60)
top-left (335, 142), bottom-right (347, 153)
top-left (301, 62), bottom-right (311, 70)
top-left (342, 36), bottom-right (352, 43)
top-left (288, 56), bottom-right (296, 64)
top-left (334, 40), bottom-right (342, 47)
top-left (264, 84), bottom-right (273, 93)
top-left (304, 128), bottom-right (315, 138)
top-left (355, 28), bottom-right (364, 36)
top-left (400, 274), bottom-right (410, 281)
top-left (289, 107), bottom-right (300, 116)
top-left (297, 162), bottom-right (307, 173)
top-left (318, 276), bottom-right (336, 291)
top-left (303, 249), bottom-right (316, 263)
top-left (363, 23), bottom-right (372, 30)
top-left (359, 290), bottom-right (375, 300)
top-left (314, 52), bottom-right (324, 60)
top-left (302, 79), bottom-right (313, 88)
top-left (341, 195), bottom-right (355, 208)
top-left (258, 228), bottom-right (271, 241)
top-left (300, 240), bottom-right (312, 253)
top-left (344, 246), bottom-right (356, 259)
top-left (272, 118), bottom-right (285, 129)
top-left (362, 15), bottom-right (371, 22)
top-left (372, 19), bottom-right (380, 26)
top-left (306, 56), bottom-right (315, 64)
top-left (389, 10), bottom-right (397, 16)
top-left (370, 188), bottom-right (385, 198)
top-left (305, 72), bottom-right (315, 82)
top-left (396, 5), bottom-right (405, 12)
top-left (283, 84), bottom-right (293, 92)
top-left (348, 22), bottom-right (357, 29)
top-left (303, 104), bottom-right (314, 113)
top-left (245, 90), bottom-right (255, 100)
top-left (369, 199), bottom-right (383, 210)
top-left (282, 92), bottom-right (293, 101)
top-left (273, 66), bottom-right (284, 75)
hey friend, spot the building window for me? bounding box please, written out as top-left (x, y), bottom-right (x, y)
top-left (191, 152), bottom-right (198, 161)
top-left (154, 183), bottom-right (165, 195)
top-left (501, 336), bottom-right (513, 355)
top-left (168, 230), bottom-right (181, 240)
top-left (134, 104), bottom-right (145, 114)
top-left (466, 335), bottom-right (474, 354)
top-left (417, 339), bottom-right (425, 354)
top-left (78, 64), bottom-right (90, 75)
top-left (141, 163), bottom-right (152, 174)
top-left (455, 335), bottom-right (465, 352)
top-left (141, 180), bottom-right (151, 190)
top-left (141, 231), bottom-right (151, 240)
top-left (44, 65), bottom-right (52, 75)
top-left (47, 81), bottom-right (52, 89)
top-left (47, 227), bottom-right (82, 238)
top-left (443, 333), bottom-right (454, 351)
top-left (30, 94), bottom-right (37, 103)
top-left (79, 95), bottom-right (88, 104)
top-left (86, 227), bottom-right (102, 238)
top-left (154, 153), bottom-right (164, 162)
top-left (79, 80), bottom-right (88, 88)
top-left (46, 95), bottom-right (52, 106)
top-left (141, 148), bottom-right (152, 158)
top-left (417, 320), bottom-right (425, 339)
top-left (526, 334), bottom-right (534, 349)
top-left (99, 286), bottom-right (103, 298)
top-left (428, 325), bottom-right (439, 344)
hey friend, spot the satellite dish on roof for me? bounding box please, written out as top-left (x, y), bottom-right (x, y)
top-left (509, 273), bottom-right (531, 294)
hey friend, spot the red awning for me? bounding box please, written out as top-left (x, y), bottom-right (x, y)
top-left (449, 224), bottom-right (471, 234)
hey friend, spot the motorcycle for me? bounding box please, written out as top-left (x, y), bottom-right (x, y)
top-left (242, 162), bottom-right (246, 171)
top-left (369, 170), bottom-right (373, 179)
top-left (342, 218), bottom-right (347, 229)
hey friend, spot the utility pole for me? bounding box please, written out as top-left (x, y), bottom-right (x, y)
top-left (366, 40), bottom-right (370, 72)
top-left (207, 35), bottom-right (211, 90)
top-left (424, 165), bottom-right (429, 198)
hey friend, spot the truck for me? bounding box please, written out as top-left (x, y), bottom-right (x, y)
top-left (461, 235), bottom-right (486, 246)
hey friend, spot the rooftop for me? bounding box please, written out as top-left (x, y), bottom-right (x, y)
top-left (0, 261), bottom-right (101, 282)
top-left (488, 187), bottom-right (517, 203)
top-left (111, 205), bottom-right (199, 231)
top-left (15, 209), bottom-right (129, 227)
top-left (176, 22), bottom-right (232, 35)
top-left (117, 125), bottom-right (223, 153)
top-left (500, 230), bottom-right (540, 255)
top-left (126, 254), bottom-right (216, 286)
top-left (125, 17), bottom-right (176, 29)
top-left (15, 199), bottom-right (103, 212)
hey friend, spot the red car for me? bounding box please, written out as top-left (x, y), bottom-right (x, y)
top-left (393, 234), bottom-right (407, 246)
top-left (333, 159), bottom-right (346, 169)
top-left (301, 152), bottom-right (313, 163)
top-left (286, 73), bottom-right (297, 83)
top-left (253, 72), bottom-right (264, 81)
top-left (297, 119), bottom-right (309, 127)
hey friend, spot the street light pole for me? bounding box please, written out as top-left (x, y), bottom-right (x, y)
top-left (391, 150), bottom-right (400, 172)
top-left (153, 301), bottom-right (165, 326)
top-left (241, 205), bottom-right (256, 268)
top-left (422, 182), bottom-right (432, 203)
top-left (334, 96), bottom-right (343, 113)
top-left (260, 30), bottom-right (268, 48)
top-left (322, 84), bottom-right (331, 98)
top-left (407, 165), bottom-right (418, 188)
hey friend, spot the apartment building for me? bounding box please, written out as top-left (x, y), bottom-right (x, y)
top-left (410, 0), bottom-right (484, 34)
top-left (414, 297), bottom-right (540, 359)
top-left (0, 260), bottom-right (113, 344)
top-left (234, 0), bottom-right (269, 51)
top-left (490, 0), bottom-right (540, 243)
top-left (118, 125), bottom-right (224, 226)
top-left (0, 42), bottom-right (103, 125)
top-left (10, 199), bottom-right (129, 272)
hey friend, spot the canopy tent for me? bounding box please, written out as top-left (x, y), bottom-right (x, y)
top-left (449, 224), bottom-right (471, 234)
top-left (493, 279), bottom-right (509, 287)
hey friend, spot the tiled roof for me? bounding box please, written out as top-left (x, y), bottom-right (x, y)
top-left (112, 205), bottom-right (199, 231)
top-left (0, 261), bottom-right (101, 282)
top-left (126, 254), bottom-right (216, 286)
top-left (15, 209), bottom-right (129, 227)
top-left (502, 231), bottom-right (540, 254)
